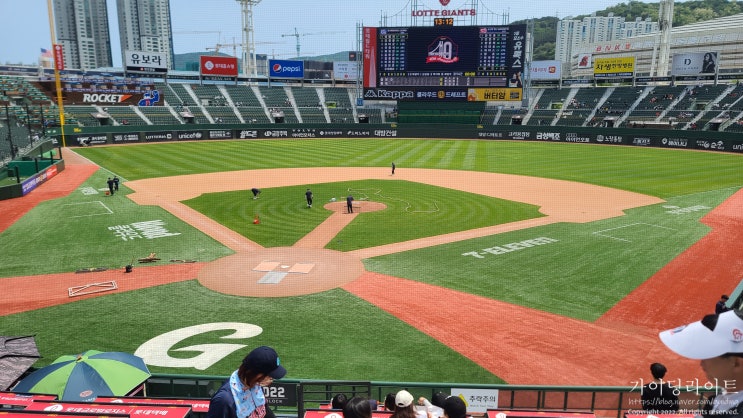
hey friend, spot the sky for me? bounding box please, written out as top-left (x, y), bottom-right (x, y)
top-left (0, 0), bottom-right (674, 67)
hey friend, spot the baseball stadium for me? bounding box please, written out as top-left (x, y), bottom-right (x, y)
top-left (2, 1), bottom-right (743, 417)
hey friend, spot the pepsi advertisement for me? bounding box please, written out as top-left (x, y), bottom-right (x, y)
top-left (269, 59), bottom-right (304, 78)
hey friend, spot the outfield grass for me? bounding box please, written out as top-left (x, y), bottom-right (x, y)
top-left (183, 180), bottom-right (544, 250)
top-left (74, 140), bottom-right (743, 197)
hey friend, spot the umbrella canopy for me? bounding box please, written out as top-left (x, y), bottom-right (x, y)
top-left (0, 336), bottom-right (41, 391)
top-left (12, 350), bottom-right (150, 401)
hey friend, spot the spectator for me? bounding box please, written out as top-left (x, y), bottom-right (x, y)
top-left (343, 396), bottom-right (372, 418)
top-left (640, 363), bottom-right (679, 413)
top-left (383, 393), bottom-right (396, 412)
top-left (207, 346), bottom-right (286, 418)
top-left (418, 393), bottom-right (446, 418)
top-left (332, 393), bottom-right (348, 410)
top-left (392, 390), bottom-right (417, 418)
top-left (659, 310), bottom-right (743, 417)
top-left (442, 396), bottom-right (467, 418)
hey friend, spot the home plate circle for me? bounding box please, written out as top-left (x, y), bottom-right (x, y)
top-left (197, 247), bottom-right (365, 297)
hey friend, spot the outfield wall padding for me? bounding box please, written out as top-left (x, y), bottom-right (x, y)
top-left (56, 123), bottom-right (743, 154)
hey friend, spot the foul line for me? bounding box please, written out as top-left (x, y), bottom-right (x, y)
top-left (65, 201), bottom-right (114, 218)
top-left (593, 222), bottom-right (677, 242)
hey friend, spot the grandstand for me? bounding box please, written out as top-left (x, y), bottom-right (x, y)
top-left (5, 72), bottom-right (743, 139)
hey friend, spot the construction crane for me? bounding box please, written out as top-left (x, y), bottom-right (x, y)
top-left (280, 28), bottom-right (346, 57)
top-left (236, 0), bottom-right (262, 76)
top-left (207, 40), bottom-right (283, 57)
top-left (206, 43), bottom-right (241, 56)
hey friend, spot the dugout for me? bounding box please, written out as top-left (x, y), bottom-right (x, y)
top-left (396, 101), bottom-right (485, 124)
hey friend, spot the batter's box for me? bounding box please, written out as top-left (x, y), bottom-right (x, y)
top-left (593, 222), bottom-right (677, 243)
top-left (258, 271), bottom-right (287, 284)
top-left (288, 263), bottom-right (315, 274)
top-left (254, 261), bottom-right (280, 272)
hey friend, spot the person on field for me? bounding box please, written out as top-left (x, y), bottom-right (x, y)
top-left (113, 176), bottom-right (120, 191)
top-left (305, 188), bottom-right (313, 208)
top-left (346, 194), bottom-right (354, 214)
top-left (251, 188), bottom-right (261, 199)
top-left (106, 177), bottom-right (115, 195)
top-left (207, 346), bottom-right (286, 418)
top-left (659, 310), bottom-right (743, 418)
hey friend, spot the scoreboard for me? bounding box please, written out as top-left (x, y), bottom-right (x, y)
top-left (363, 25), bottom-right (526, 102)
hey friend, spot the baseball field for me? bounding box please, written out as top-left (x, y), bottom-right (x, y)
top-left (1, 138), bottom-right (742, 387)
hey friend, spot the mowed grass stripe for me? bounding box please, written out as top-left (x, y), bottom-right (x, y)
top-left (74, 140), bottom-right (743, 197)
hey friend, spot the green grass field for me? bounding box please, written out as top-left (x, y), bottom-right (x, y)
top-left (1, 139), bottom-right (742, 383)
top-left (183, 180), bottom-right (544, 250)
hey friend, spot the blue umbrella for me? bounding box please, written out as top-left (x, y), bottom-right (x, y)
top-left (12, 350), bottom-right (150, 401)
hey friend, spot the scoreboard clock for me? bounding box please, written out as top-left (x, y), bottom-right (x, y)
top-left (434, 17), bottom-right (454, 26)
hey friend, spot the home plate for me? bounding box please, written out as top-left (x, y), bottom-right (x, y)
top-left (258, 271), bottom-right (288, 284)
top-left (254, 261), bottom-right (280, 272)
top-left (288, 263), bottom-right (314, 273)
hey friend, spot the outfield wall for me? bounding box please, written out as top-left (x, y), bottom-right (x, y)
top-left (57, 123), bottom-right (743, 154)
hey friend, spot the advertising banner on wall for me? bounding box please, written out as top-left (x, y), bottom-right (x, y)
top-left (268, 59), bottom-right (304, 78)
top-left (333, 61), bottom-right (359, 81)
top-left (593, 56), bottom-right (635, 78)
top-left (125, 50), bottom-right (168, 74)
top-left (576, 53), bottom-right (592, 69)
top-left (466, 88), bottom-right (522, 101)
top-left (671, 52), bottom-right (718, 75)
top-left (53, 44), bottom-right (65, 71)
top-left (531, 60), bottom-right (562, 80)
top-left (200, 55), bottom-right (239, 77)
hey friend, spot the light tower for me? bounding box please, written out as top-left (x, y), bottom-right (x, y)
top-left (236, 0), bottom-right (262, 77)
top-left (656, 0), bottom-right (674, 77)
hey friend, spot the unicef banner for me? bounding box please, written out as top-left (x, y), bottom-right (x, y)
top-left (269, 59), bottom-right (304, 78)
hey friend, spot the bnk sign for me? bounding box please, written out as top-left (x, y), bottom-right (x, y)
top-left (269, 59), bottom-right (304, 78)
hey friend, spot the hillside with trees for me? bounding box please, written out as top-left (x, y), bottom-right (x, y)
top-left (513, 0), bottom-right (743, 60)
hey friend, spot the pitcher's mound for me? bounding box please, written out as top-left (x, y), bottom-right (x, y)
top-left (198, 247), bottom-right (365, 297)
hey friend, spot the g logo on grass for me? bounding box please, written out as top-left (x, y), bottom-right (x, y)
top-left (135, 322), bottom-right (263, 370)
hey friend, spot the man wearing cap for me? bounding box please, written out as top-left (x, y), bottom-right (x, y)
top-left (207, 346), bottom-right (287, 418)
top-left (659, 310), bottom-right (743, 418)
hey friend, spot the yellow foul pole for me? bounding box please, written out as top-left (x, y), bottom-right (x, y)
top-left (46, 0), bottom-right (67, 147)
